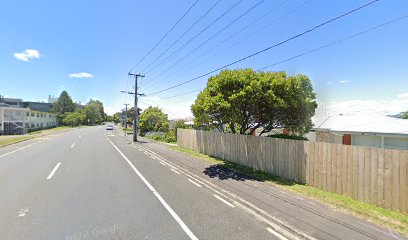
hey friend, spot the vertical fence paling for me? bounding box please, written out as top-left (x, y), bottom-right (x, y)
top-left (177, 129), bottom-right (408, 213)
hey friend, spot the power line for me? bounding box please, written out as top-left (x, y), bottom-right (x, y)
top-left (141, 0), bottom-right (223, 73)
top-left (174, 0), bottom-right (309, 79)
top-left (257, 13), bottom-right (408, 71)
top-left (161, 89), bottom-right (203, 99)
top-left (128, 0), bottom-right (200, 73)
top-left (145, 0), bottom-right (293, 90)
top-left (144, 0), bottom-right (245, 75)
top-left (146, 0), bottom-right (380, 95)
top-left (148, 0), bottom-right (265, 86)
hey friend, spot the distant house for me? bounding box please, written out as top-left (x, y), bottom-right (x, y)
top-left (308, 114), bottom-right (408, 150)
top-left (0, 96), bottom-right (57, 135)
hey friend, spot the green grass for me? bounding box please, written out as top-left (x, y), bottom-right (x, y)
top-left (0, 126), bottom-right (81, 148)
top-left (28, 126), bottom-right (74, 135)
top-left (169, 145), bottom-right (408, 237)
top-left (0, 136), bottom-right (37, 148)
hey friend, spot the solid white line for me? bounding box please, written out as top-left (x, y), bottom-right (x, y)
top-left (70, 143), bottom-right (76, 148)
top-left (105, 136), bottom-right (198, 240)
top-left (0, 146), bottom-right (27, 158)
top-left (213, 194), bottom-right (235, 208)
top-left (136, 145), bottom-right (314, 240)
top-left (267, 227), bottom-right (289, 240)
top-left (188, 179), bottom-right (202, 188)
top-left (171, 169), bottom-right (181, 175)
top-left (47, 162), bottom-right (61, 180)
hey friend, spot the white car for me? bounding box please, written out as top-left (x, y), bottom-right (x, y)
top-left (106, 125), bottom-right (113, 130)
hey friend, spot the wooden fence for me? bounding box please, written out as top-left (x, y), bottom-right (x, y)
top-left (177, 129), bottom-right (408, 214)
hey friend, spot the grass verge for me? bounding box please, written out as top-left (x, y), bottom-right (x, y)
top-left (169, 145), bottom-right (408, 237)
top-left (0, 126), bottom-right (81, 148)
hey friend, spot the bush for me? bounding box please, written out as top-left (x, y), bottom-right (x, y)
top-left (147, 132), bottom-right (176, 143)
top-left (164, 131), bottom-right (176, 143)
top-left (267, 134), bottom-right (308, 141)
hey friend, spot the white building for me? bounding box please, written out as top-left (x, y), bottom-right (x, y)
top-left (0, 106), bottom-right (57, 135)
top-left (309, 113), bottom-right (408, 150)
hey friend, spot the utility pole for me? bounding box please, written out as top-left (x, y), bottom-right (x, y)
top-left (127, 73), bottom-right (145, 142)
top-left (123, 103), bottom-right (130, 129)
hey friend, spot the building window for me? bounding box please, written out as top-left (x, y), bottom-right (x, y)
top-left (36, 113), bottom-right (39, 117)
top-left (26, 112), bottom-right (29, 117)
top-left (31, 112), bottom-right (34, 117)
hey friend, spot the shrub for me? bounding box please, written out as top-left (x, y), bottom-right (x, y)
top-left (267, 134), bottom-right (308, 141)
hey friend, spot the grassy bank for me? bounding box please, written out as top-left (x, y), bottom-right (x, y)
top-left (169, 145), bottom-right (408, 237)
top-left (0, 126), bottom-right (80, 148)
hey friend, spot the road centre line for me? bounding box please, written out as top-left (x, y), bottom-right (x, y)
top-left (171, 169), bottom-right (181, 175)
top-left (188, 179), bottom-right (202, 188)
top-left (105, 136), bottom-right (198, 240)
top-left (70, 143), bottom-right (76, 148)
top-left (267, 227), bottom-right (289, 240)
top-left (213, 194), bottom-right (235, 208)
top-left (47, 162), bottom-right (61, 180)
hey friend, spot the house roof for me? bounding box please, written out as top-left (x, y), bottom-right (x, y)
top-left (313, 113), bottom-right (408, 134)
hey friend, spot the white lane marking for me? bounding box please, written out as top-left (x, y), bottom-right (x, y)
top-left (47, 162), bottom-right (61, 180)
top-left (70, 143), bottom-right (76, 148)
top-left (78, 136), bottom-right (82, 139)
top-left (267, 227), bottom-right (289, 240)
top-left (213, 194), bottom-right (235, 208)
top-left (105, 137), bottom-right (198, 240)
top-left (0, 146), bottom-right (27, 158)
top-left (188, 179), bottom-right (202, 188)
top-left (138, 146), bottom-right (314, 240)
top-left (18, 208), bottom-right (29, 217)
top-left (159, 162), bottom-right (166, 166)
top-left (171, 169), bottom-right (181, 175)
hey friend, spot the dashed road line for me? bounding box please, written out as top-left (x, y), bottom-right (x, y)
top-left (213, 194), bottom-right (235, 208)
top-left (47, 162), bottom-right (61, 180)
top-left (105, 136), bottom-right (198, 240)
top-left (267, 227), bottom-right (289, 240)
top-left (159, 162), bottom-right (166, 166)
top-left (137, 145), bottom-right (315, 240)
top-left (171, 169), bottom-right (181, 175)
top-left (188, 179), bottom-right (202, 188)
top-left (70, 143), bottom-right (76, 148)
top-left (18, 208), bottom-right (29, 217)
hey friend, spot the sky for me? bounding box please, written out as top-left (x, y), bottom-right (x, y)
top-left (0, 0), bottom-right (407, 118)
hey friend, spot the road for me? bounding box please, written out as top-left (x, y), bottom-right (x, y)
top-left (0, 126), bottom-right (405, 240)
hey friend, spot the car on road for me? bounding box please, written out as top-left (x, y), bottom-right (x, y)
top-left (106, 125), bottom-right (113, 130)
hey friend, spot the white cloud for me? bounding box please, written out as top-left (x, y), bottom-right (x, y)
top-left (13, 49), bottom-right (40, 62)
top-left (68, 72), bottom-right (93, 78)
top-left (339, 80), bottom-right (349, 84)
top-left (397, 93), bottom-right (408, 98)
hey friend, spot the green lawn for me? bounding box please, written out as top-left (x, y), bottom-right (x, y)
top-left (169, 145), bottom-right (408, 237)
top-left (0, 126), bottom-right (81, 148)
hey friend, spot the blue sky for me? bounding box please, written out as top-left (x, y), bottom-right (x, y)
top-left (0, 0), bottom-right (407, 118)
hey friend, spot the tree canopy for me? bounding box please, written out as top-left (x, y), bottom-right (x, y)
top-left (138, 106), bottom-right (169, 136)
top-left (84, 100), bottom-right (105, 125)
top-left (191, 69), bottom-right (317, 136)
top-left (52, 91), bottom-right (76, 124)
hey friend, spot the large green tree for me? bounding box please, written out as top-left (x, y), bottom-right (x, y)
top-left (84, 100), bottom-right (105, 125)
top-left (52, 91), bottom-right (76, 125)
top-left (63, 109), bottom-right (85, 126)
top-left (191, 69), bottom-right (317, 136)
top-left (138, 106), bottom-right (169, 136)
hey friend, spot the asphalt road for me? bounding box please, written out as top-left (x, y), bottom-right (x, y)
top-left (0, 126), bottom-right (405, 240)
